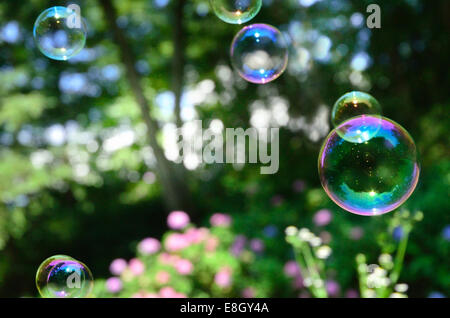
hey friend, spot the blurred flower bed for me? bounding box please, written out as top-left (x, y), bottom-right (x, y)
top-left (92, 196), bottom-right (445, 298)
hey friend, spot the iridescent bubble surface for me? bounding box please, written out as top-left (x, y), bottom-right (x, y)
top-left (210, 0), bottom-right (262, 24)
top-left (332, 92), bottom-right (382, 143)
top-left (33, 6), bottom-right (87, 61)
top-left (36, 255), bottom-right (94, 298)
top-left (231, 23), bottom-right (288, 84)
top-left (318, 116), bottom-right (420, 216)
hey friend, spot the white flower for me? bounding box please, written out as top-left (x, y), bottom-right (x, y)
top-left (394, 283), bottom-right (408, 293)
top-left (316, 246), bottom-right (332, 259)
top-left (298, 228), bottom-right (312, 241)
top-left (310, 237), bottom-right (322, 247)
top-left (285, 226), bottom-right (298, 236)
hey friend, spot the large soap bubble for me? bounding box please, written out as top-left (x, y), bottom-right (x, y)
top-left (318, 115), bottom-right (420, 216)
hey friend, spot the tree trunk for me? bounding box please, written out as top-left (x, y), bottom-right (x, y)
top-left (99, 0), bottom-right (192, 212)
top-left (172, 0), bottom-right (186, 127)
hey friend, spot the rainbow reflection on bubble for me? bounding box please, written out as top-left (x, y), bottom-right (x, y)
top-left (36, 255), bottom-right (94, 298)
top-left (33, 6), bottom-right (87, 61)
top-left (230, 23), bottom-right (288, 84)
top-left (318, 115), bottom-right (420, 216)
top-left (210, 0), bottom-right (262, 24)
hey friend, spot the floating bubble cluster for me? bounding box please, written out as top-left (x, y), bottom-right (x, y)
top-left (332, 91), bottom-right (382, 127)
top-left (33, 6), bottom-right (87, 61)
top-left (210, 0), bottom-right (262, 24)
top-left (231, 23), bottom-right (288, 84)
top-left (318, 115), bottom-right (420, 216)
top-left (36, 255), bottom-right (94, 298)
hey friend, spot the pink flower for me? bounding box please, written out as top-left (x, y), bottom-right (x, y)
top-left (106, 277), bottom-right (122, 293)
top-left (167, 211), bottom-right (190, 230)
top-left (242, 287), bottom-right (255, 298)
top-left (185, 227), bottom-right (209, 244)
top-left (326, 280), bottom-right (341, 297)
top-left (158, 252), bottom-right (180, 265)
top-left (165, 233), bottom-right (190, 252)
top-left (175, 259), bottom-right (193, 275)
top-left (205, 236), bottom-right (219, 252)
top-left (159, 287), bottom-right (186, 298)
top-left (350, 227), bottom-right (364, 240)
top-left (284, 261), bottom-right (301, 277)
top-left (156, 271), bottom-right (171, 284)
top-left (132, 292), bottom-right (159, 298)
top-left (346, 289), bottom-right (359, 298)
top-left (109, 258), bottom-right (127, 276)
top-left (210, 213), bottom-right (232, 227)
top-left (128, 258), bottom-right (145, 276)
top-left (313, 209), bottom-right (332, 226)
top-left (138, 237), bottom-right (161, 255)
top-left (215, 267), bottom-right (232, 288)
top-left (249, 239), bottom-right (265, 253)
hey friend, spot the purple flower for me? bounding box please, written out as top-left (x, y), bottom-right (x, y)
top-left (167, 211), bottom-right (190, 230)
top-left (138, 237), bottom-right (161, 255)
top-left (313, 209), bottom-right (332, 226)
top-left (242, 287), bottom-right (255, 298)
top-left (393, 226), bottom-right (404, 242)
top-left (326, 280), bottom-right (340, 297)
top-left (210, 213), bottom-right (232, 227)
top-left (106, 277), bottom-right (123, 293)
top-left (345, 289), bottom-right (359, 298)
top-left (249, 239), bottom-right (265, 253)
top-left (284, 261), bottom-right (301, 277)
top-left (292, 275), bottom-right (304, 289)
top-left (292, 180), bottom-right (306, 193)
top-left (230, 235), bottom-right (246, 257)
top-left (109, 258), bottom-right (127, 276)
top-left (128, 258), bottom-right (145, 276)
top-left (442, 225), bottom-right (450, 241)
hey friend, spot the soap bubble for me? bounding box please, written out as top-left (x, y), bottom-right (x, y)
top-left (36, 255), bottom-right (94, 298)
top-left (231, 23), bottom-right (288, 84)
top-left (332, 92), bottom-right (382, 143)
top-left (210, 0), bottom-right (262, 24)
top-left (332, 91), bottom-right (382, 127)
top-left (318, 115), bottom-right (420, 216)
top-left (33, 6), bottom-right (87, 61)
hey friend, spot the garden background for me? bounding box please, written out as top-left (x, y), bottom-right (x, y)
top-left (0, 0), bottom-right (448, 298)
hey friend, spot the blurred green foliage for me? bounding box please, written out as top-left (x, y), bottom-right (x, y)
top-left (0, 0), bottom-right (448, 297)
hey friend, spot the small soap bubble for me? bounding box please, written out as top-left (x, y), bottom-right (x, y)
top-left (318, 116), bottom-right (420, 216)
top-left (210, 0), bottom-right (262, 24)
top-left (33, 6), bottom-right (87, 61)
top-left (231, 23), bottom-right (288, 84)
top-left (36, 255), bottom-right (94, 298)
top-left (332, 91), bottom-right (382, 143)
